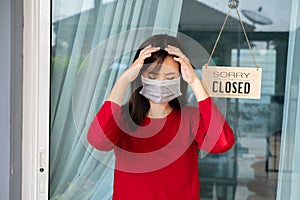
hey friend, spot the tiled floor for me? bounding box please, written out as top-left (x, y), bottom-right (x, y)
top-left (201, 137), bottom-right (279, 200)
top-left (234, 138), bottom-right (278, 200)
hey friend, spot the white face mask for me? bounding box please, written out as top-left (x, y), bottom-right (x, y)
top-left (139, 76), bottom-right (182, 104)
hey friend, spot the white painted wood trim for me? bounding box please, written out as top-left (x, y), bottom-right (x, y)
top-left (23, 0), bottom-right (50, 199)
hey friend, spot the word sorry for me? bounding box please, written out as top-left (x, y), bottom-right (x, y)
top-left (213, 71), bottom-right (251, 79)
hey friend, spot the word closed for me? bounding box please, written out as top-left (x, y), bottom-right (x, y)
top-left (202, 66), bottom-right (262, 99)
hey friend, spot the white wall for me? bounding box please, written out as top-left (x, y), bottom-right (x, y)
top-left (0, 0), bottom-right (11, 199)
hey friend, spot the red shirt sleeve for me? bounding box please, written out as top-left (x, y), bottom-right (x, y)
top-left (192, 97), bottom-right (235, 154)
top-left (87, 101), bottom-right (124, 151)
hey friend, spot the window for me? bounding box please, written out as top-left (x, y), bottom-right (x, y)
top-left (23, 0), bottom-right (300, 199)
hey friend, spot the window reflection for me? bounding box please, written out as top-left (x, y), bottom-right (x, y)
top-left (50, 0), bottom-right (291, 199)
top-left (179, 0), bottom-right (289, 199)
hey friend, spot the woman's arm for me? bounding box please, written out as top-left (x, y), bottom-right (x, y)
top-left (87, 101), bottom-right (123, 151)
top-left (107, 45), bottom-right (160, 105)
top-left (88, 46), bottom-right (160, 150)
top-left (189, 78), bottom-right (209, 102)
top-left (106, 75), bottom-right (130, 106)
top-left (165, 45), bottom-right (234, 153)
top-left (194, 97), bottom-right (235, 154)
top-left (165, 45), bottom-right (209, 101)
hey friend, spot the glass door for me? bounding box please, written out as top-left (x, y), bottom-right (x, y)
top-left (50, 1), bottom-right (184, 199)
top-left (48, 0), bottom-right (294, 199)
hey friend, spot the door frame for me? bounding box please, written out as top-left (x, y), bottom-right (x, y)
top-left (23, 0), bottom-right (50, 199)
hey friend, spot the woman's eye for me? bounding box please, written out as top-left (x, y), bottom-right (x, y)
top-left (166, 77), bottom-right (175, 80)
top-left (148, 74), bottom-right (156, 79)
top-left (148, 72), bottom-right (158, 79)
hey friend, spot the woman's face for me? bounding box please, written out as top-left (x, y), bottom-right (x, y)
top-left (142, 55), bottom-right (180, 81)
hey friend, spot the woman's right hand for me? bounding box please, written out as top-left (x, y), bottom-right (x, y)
top-left (122, 45), bottom-right (160, 83)
top-left (107, 45), bottom-right (160, 105)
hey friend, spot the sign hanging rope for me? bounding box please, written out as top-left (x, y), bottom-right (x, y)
top-left (202, 0), bottom-right (262, 99)
top-left (205, 1), bottom-right (259, 68)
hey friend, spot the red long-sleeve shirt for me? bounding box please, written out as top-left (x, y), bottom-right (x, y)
top-left (87, 97), bottom-right (235, 200)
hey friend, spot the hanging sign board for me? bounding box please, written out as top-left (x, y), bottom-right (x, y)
top-left (202, 66), bottom-right (262, 99)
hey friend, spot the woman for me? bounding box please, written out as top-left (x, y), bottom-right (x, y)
top-left (87, 34), bottom-right (235, 200)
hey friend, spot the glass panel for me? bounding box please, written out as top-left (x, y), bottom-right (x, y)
top-left (277, 0), bottom-right (300, 199)
top-left (50, 0), bottom-right (293, 199)
top-left (180, 0), bottom-right (290, 199)
top-left (51, 0), bottom-right (183, 199)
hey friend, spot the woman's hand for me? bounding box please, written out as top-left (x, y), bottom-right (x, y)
top-left (165, 45), bottom-right (209, 101)
top-left (122, 45), bottom-right (160, 83)
top-left (107, 45), bottom-right (160, 105)
top-left (165, 45), bottom-right (198, 84)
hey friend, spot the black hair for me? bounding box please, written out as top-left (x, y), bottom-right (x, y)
top-left (122, 34), bottom-right (188, 130)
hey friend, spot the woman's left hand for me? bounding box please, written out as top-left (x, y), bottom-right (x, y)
top-left (165, 45), bottom-right (198, 84)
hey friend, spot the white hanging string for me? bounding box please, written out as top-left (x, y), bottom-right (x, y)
top-left (205, 5), bottom-right (259, 69)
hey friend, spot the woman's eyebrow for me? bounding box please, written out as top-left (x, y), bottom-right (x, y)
top-left (148, 71), bottom-right (159, 74)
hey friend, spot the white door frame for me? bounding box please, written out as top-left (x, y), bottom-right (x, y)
top-left (23, 0), bottom-right (50, 199)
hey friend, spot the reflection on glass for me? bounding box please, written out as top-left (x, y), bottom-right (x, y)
top-left (50, 0), bottom-right (184, 199)
top-left (50, 0), bottom-right (291, 199)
